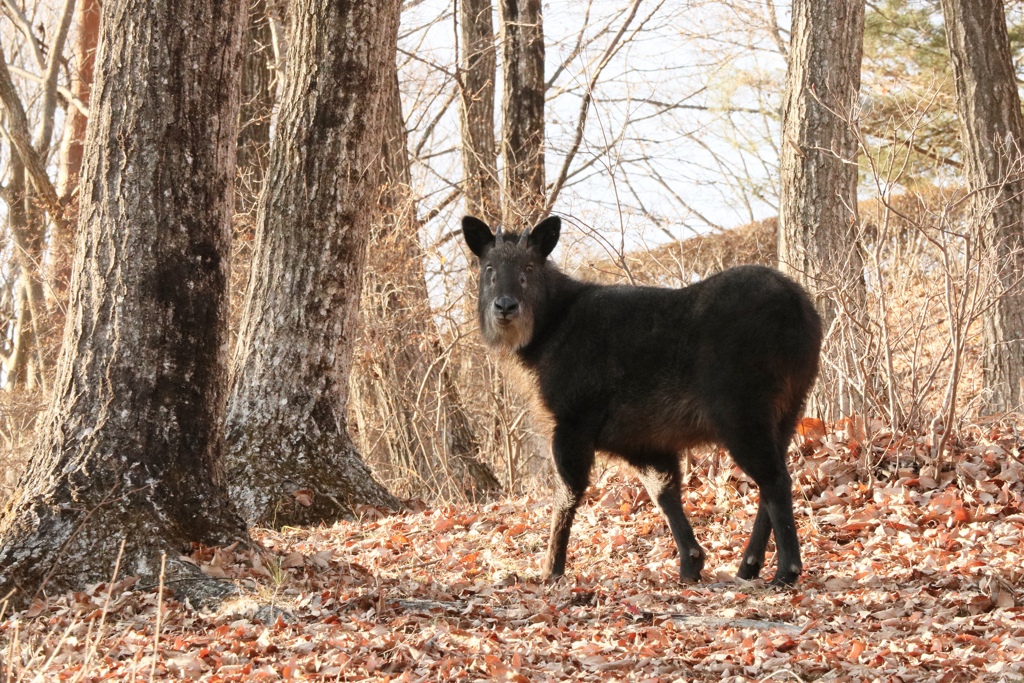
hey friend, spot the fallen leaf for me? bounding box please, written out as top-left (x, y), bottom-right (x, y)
top-left (797, 417), bottom-right (827, 443)
top-left (281, 551), bottom-right (305, 569)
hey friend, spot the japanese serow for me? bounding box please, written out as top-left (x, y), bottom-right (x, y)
top-left (462, 214), bottom-right (823, 586)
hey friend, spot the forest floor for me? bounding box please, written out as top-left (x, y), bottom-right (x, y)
top-left (2, 417), bottom-right (1024, 682)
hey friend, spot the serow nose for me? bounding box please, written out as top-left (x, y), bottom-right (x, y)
top-left (494, 296), bottom-right (520, 317)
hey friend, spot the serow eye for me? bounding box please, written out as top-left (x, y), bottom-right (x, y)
top-left (525, 265), bottom-right (534, 273)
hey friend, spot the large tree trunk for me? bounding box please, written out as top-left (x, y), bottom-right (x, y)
top-left (0, 0), bottom-right (247, 604)
top-left (942, 0), bottom-right (1024, 413)
top-left (352, 73), bottom-right (503, 503)
top-left (777, 0), bottom-right (866, 421)
top-left (499, 0), bottom-right (546, 228)
top-left (225, 0), bottom-right (403, 527)
top-left (459, 0), bottom-right (502, 226)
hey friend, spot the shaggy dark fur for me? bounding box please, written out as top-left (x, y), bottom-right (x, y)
top-left (462, 215), bottom-right (822, 586)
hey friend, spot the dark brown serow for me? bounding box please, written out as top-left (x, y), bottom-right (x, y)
top-left (462, 215), bottom-right (822, 586)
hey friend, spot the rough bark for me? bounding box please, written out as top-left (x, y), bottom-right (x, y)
top-left (353, 73), bottom-right (503, 502)
top-left (51, 0), bottom-right (101, 307)
top-left (225, 0), bottom-right (403, 527)
top-left (499, 0), bottom-right (546, 229)
top-left (942, 0), bottom-right (1024, 412)
top-left (459, 0), bottom-right (502, 226)
top-left (0, 0), bottom-right (248, 605)
top-left (777, 0), bottom-right (866, 420)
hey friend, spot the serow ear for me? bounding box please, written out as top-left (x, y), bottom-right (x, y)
top-left (528, 215), bottom-right (561, 258)
top-left (462, 216), bottom-right (495, 258)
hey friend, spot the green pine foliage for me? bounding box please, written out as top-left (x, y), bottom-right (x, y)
top-left (860, 0), bottom-right (1024, 186)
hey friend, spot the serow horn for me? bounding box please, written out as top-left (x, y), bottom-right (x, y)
top-left (518, 227), bottom-right (531, 246)
top-left (495, 225), bottom-right (504, 245)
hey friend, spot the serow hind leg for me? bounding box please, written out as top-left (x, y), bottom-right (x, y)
top-left (637, 457), bottom-right (706, 582)
top-left (736, 501), bottom-right (772, 580)
top-left (729, 435), bottom-right (802, 587)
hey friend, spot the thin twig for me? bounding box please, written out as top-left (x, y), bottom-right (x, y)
top-left (544, 0), bottom-right (652, 215)
top-left (34, 0), bottom-right (78, 154)
top-left (150, 553), bottom-right (167, 682)
top-left (75, 539), bottom-right (127, 681)
top-left (2, 0), bottom-right (45, 70)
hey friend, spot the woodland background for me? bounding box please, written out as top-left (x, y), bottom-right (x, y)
top-left (0, 0), bottom-right (1022, 680)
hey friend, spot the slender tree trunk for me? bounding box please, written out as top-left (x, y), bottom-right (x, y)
top-left (236, 0), bottom-right (275, 217)
top-left (499, 0), bottom-right (546, 228)
top-left (6, 210), bottom-right (47, 392)
top-left (0, 163), bottom-right (47, 393)
top-left (777, 0), bottom-right (866, 421)
top-left (942, 0), bottom-right (1024, 413)
top-left (353, 73), bottom-right (503, 502)
top-left (459, 0), bottom-right (501, 226)
top-left (51, 0), bottom-right (101, 308)
top-left (2, 159), bottom-right (31, 391)
top-left (226, 0), bottom-right (403, 527)
top-left (4, 284), bottom-right (34, 393)
top-left (5, 0), bottom-right (77, 391)
top-left (231, 0), bottom-right (278, 349)
top-left (266, 0), bottom-right (289, 85)
top-left (0, 0), bottom-right (248, 604)
top-left (0, 73), bottom-right (52, 391)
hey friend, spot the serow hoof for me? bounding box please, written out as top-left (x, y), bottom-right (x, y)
top-left (768, 563), bottom-right (801, 587)
top-left (736, 557), bottom-right (762, 581)
top-left (541, 568), bottom-right (564, 583)
top-left (679, 547), bottom-right (706, 582)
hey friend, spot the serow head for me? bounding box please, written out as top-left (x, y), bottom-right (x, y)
top-left (461, 214), bottom-right (561, 351)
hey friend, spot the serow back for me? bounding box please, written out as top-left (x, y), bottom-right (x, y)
top-left (462, 214), bottom-right (823, 586)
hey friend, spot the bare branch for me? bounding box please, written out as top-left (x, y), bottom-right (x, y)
top-left (5, 63), bottom-right (89, 116)
top-left (0, 46), bottom-right (65, 225)
top-left (763, 0), bottom-right (788, 57)
top-left (544, 0), bottom-right (655, 215)
top-left (421, 188), bottom-right (462, 225)
top-left (2, 0), bottom-right (45, 70)
top-left (544, 0), bottom-right (595, 90)
top-left (413, 84), bottom-right (458, 158)
top-left (35, 0), bottom-right (78, 154)
top-left (600, 95), bottom-right (764, 117)
top-left (642, 159), bottom-right (724, 231)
